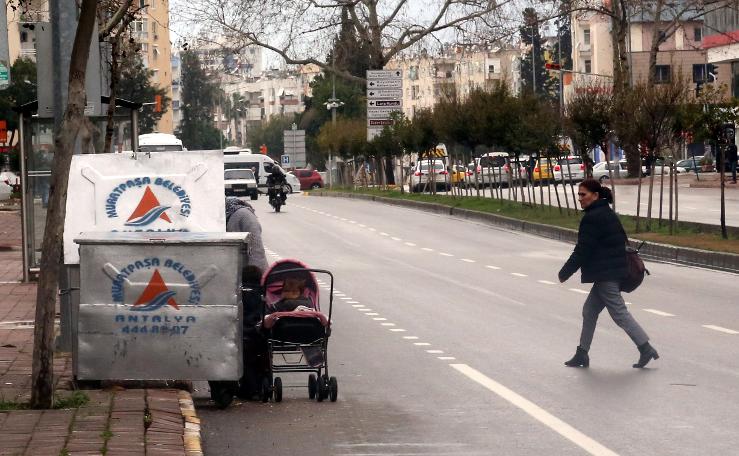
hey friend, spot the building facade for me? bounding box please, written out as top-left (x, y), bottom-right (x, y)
top-left (568, 7), bottom-right (729, 103)
top-left (132, 0), bottom-right (174, 133)
top-left (703, 3), bottom-right (739, 97)
top-left (385, 46), bottom-right (520, 119)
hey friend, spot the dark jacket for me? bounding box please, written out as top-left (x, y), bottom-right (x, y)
top-left (559, 199), bottom-right (627, 283)
top-left (727, 144), bottom-right (738, 163)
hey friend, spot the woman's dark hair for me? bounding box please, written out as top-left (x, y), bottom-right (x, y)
top-left (579, 178), bottom-right (613, 204)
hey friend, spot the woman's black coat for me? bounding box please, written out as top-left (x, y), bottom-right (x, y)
top-left (558, 199), bottom-right (628, 283)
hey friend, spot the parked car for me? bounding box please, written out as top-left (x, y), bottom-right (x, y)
top-left (450, 164), bottom-right (472, 187)
top-left (531, 159), bottom-right (554, 185)
top-left (553, 157), bottom-right (586, 182)
top-left (592, 161), bottom-right (628, 182)
top-left (649, 158), bottom-right (685, 175)
top-left (469, 153), bottom-right (528, 187)
top-left (224, 168), bottom-right (258, 200)
top-left (676, 157), bottom-right (711, 173)
top-left (292, 169), bottom-right (324, 190)
top-left (410, 160), bottom-right (451, 192)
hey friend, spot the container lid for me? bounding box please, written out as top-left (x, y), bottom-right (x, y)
top-left (74, 231), bottom-right (248, 245)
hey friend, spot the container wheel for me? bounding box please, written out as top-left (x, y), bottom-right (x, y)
top-left (308, 374), bottom-right (317, 399)
top-left (329, 376), bottom-right (338, 402)
top-left (273, 377), bottom-right (283, 403)
top-left (261, 377), bottom-right (272, 402)
top-left (209, 381), bottom-right (234, 409)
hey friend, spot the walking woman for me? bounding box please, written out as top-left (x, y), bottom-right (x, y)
top-left (558, 179), bottom-right (659, 368)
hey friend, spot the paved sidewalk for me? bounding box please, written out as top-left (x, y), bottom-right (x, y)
top-left (0, 211), bottom-right (203, 456)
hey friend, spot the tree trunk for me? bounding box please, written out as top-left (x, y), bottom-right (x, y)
top-left (384, 156), bottom-right (395, 185)
top-left (720, 144), bottom-right (727, 239)
top-left (610, 0), bottom-right (631, 93)
top-left (31, 0), bottom-right (98, 409)
top-left (103, 38), bottom-right (120, 154)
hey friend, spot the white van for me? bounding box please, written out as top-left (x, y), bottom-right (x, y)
top-left (138, 133), bottom-right (185, 152)
top-left (223, 153), bottom-right (277, 192)
top-left (223, 146), bottom-right (253, 155)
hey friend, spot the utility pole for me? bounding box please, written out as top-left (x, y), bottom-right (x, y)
top-left (325, 52), bottom-right (344, 188)
top-left (531, 24), bottom-right (536, 94)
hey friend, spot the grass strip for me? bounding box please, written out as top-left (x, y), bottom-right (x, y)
top-left (320, 188), bottom-right (739, 254)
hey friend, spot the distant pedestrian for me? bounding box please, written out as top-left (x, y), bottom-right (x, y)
top-left (558, 179), bottom-right (659, 369)
top-left (726, 143), bottom-right (738, 184)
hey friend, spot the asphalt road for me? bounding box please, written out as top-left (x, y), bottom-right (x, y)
top-left (410, 175), bottom-right (739, 227)
top-left (196, 194), bottom-right (739, 456)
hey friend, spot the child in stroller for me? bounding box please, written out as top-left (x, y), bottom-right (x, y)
top-left (257, 259), bottom-right (338, 402)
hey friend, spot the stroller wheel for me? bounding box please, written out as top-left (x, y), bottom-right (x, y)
top-left (308, 374), bottom-right (317, 399)
top-left (273, 377), bottom-right (283, 403)
top-left (261, 377), bottom-right (272, 403)
top-left (317, 374), bottom-right (329, 402)
top-left (329, 376), bottom-right (338, 402)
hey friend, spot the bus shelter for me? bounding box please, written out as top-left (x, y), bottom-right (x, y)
top-left (13, 97), bottom-right (141, 282)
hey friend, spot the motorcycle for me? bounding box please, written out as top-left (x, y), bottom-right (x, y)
top-left (267, 184), bottom-right (287, 212)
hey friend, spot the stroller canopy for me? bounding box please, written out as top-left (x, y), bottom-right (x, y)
top-left (262, 259), bottom-right (320, 311)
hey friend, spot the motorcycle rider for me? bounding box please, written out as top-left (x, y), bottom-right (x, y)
top-left (266, 165), bottom-right (288, 206)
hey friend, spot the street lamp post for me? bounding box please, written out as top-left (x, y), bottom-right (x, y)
top-left (324, 66), bottom-right (344, 189)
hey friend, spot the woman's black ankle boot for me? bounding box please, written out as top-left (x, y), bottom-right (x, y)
top-left (633, 342), bottom-right (659, 368)
top-left (564, 346), bottom-right (589, 367)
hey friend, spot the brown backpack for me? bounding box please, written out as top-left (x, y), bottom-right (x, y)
top-left (621, 241), bottom-right (649, 293)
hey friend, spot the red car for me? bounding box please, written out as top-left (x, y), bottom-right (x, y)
top-left (293, 169), bottom-right (324, 190)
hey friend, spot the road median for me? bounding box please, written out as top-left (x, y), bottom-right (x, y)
top-left (310, 190), bottom-right (739, 274)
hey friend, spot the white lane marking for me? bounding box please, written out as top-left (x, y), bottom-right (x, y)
top-left (359, 224), bottom-right (366, 227)
top-left (340, 218), bottom-right (348, 221)
top-left (643, 309), bottom-right (675, 317)
top-left (683, 206), bottom-right (697, 210)
top-left (451, 364), bottom-right (618, 456)
top-left (340, 297), bottom-right (353, 301)
top-left (511, 273), bottom-right (528, 277)
top-left (438, 357), bottom-right (456, 360)
top-left (391, 237), bottom-right (402, 241)
top-left (426, 350), bottom-right (444, 354)
top-left (335, 293), bottom-right (345, 297)
top-left (380, 232), bottom-right (389, 236)
top-left (365, 312), bottom-right (379, 316)
top-left (538, 280), bottom-right (556, 285)
top-left (461, 259), bottom-right (476, 263)
top-left (347, 301), bottom-right (360, 304)
top-left (702, 325), bottom-right (739, 335)
top-left (373, 317), bottom-right (387, 321)
top-left (414, 342), bottom-right (431, 346)
top-left (625, 301), bottom-right (633, 306)
top-left (485, 265), bottom-right (501, 270)
top-left (403, 336), bottom-right (419, 340)
top-left (404, 242), bottom-right (417, 247)
top-left (569, 288), bottom-right (589, 294)
top-left (439, 252), bottom-right (453, 257)
top-left (349, 221), bottom-right (357, 224)
top-left (351, 305), bottom-right (364, 308)
top-left (381, 323), bottom-right (396, 326)
top-left (421, 247), bottom-right (434, 252)
top-left (369, 227), bottom-right (376, 231)
top-left (389, 328), bottom-right (406, 332)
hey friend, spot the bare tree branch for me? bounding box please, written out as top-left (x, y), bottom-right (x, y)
top-left (99, 0), bottom-right (136, 38)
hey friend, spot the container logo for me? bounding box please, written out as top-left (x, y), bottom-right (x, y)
top-left (125, 187), bottom-right (172, 227)
top-left (105, 178), bottom-right (193, 227)
top-left (131, 269), bottom-right (179, 311)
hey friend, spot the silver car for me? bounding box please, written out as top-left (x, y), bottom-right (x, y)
top-left (553, 157), bottom-right (586, 182)
top-left (224, 168), bottom-right (259, 200)
top-left (409, 160), bottom-right (451, 192)
top-left (469, 153), bottom-right (528, 187)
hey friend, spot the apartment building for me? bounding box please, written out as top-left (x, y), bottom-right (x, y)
top-left (385, 46), bottom-right (520, 119)
top-left (703, 3), bottom-right (739, 97)
top-left (132, 0), bottom-right (174, 133)
top-left (4, 0), bottom-right (47, 63)
top-left (569, 7), bottom-right (728, 103)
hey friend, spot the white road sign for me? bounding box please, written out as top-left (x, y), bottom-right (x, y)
top-left (367, 88), bottom-right (403, 99)
top-left (367, 79), bottom-right (402, 89)
top-left (368, 99), bottom-right (402, 108)
top-left (367, 70), bottom-right (402, 79)
top-left (368, 107), bottom-right (402, 119)
top-left (281, 154), bottom-right (290, 165)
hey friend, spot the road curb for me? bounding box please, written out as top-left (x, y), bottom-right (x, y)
top-left (178, 390), bottom-right (204, 456)
top-left (312, 191), bottom-right (739, 274)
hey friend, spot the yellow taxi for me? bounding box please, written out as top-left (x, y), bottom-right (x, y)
top-left (531, 159), bottom-right (554, 184)
top-left (451, 164), bottom-right (471, 187)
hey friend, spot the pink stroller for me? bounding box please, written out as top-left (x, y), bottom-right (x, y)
top-left (259, 259), bottom-right (337, 402)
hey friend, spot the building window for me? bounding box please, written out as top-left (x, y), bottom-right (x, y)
top-left (583, 28), bottom-right (590, 45)
top-left (488, 64), bottom-right (495, 74)
top-left (172, 100), bottom-right (180, 110)
top-left (20, 31), bottom-right (28, 43)
top-left (412, 85), bottom-right (420, 99)
top-left (153, 46), bottom-right (160, 61)
top-left (693, 64), bottom-right (706, 83)
top-left (152, 22), bottom-right (157, 36)
top-left (654, 65), bottom-right (671, 84)
top-left (694, 27), bottom-right (702, 41)
top-left (584, 60), bottom-right (592, 74)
